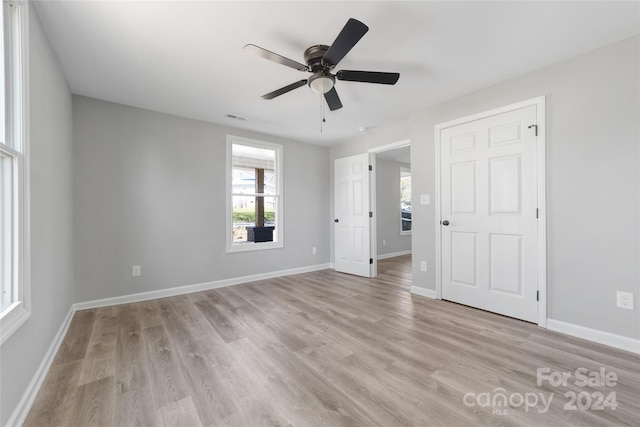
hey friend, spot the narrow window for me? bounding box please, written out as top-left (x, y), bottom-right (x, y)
top-left (400, 167), bottom-right (411, 234)
top-left (1, 0), bottom-right (30, 344)
top-left (227, 136), bottom-right (283, 252)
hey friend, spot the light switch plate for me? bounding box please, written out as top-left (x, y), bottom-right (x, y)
top-left (420, 194), bottom-right (430, 205)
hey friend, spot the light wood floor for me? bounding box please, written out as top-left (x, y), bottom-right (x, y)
top-left (25, 255), bottom-right (640, 426)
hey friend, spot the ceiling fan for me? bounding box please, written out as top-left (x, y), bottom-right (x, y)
top-left (244, 18), bottom-right (400, 111)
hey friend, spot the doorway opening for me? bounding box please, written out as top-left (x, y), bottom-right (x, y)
top-left (370, 140), bottom-right (412, 286)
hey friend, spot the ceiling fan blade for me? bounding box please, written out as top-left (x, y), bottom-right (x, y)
top-left (324, 87), bottom-right (343, 111)
top-left (322, 18), bottom-right (369, 67)
top-left (261, 80), bottom-right (308, 100)
top-left (244, 44), bottom-right (308, 72)
top-left (336, 70), bottom-right (400, 85)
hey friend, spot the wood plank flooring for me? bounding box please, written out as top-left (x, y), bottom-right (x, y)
top-left (25, 255), bottom-right (640, 426)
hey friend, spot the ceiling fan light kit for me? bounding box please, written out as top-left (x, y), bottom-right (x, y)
top-left (244, 18), bottom-right (400, 112)
top-left (308, 72), bottom-right (335, 94)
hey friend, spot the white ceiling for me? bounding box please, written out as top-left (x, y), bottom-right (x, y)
top-left (33, 1), bottom-right (639, 146)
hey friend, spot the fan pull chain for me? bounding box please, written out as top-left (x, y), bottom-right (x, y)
top-left (320, 77), bottom-right (329, 132)
top-left (320, 92), bottom-right (325, 133)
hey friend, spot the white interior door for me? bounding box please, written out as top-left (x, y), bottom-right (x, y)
top-left (440, 105), bottom-right (539, 322)
top-left (334, 153), bottom-right (373, 277)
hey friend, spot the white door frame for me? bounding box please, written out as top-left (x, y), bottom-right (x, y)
top-left (434, 96), bottom-right (547, 327)
top-left (368, 139), bottom-right (411, 278)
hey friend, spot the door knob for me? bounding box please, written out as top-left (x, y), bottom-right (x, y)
top-left (334, 219), bottom-right (339, 223)
top-left (442, 220), bottom-right (450, 226)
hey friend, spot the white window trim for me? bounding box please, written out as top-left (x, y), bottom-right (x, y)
top-left (400, 167), bottom-right (411, 236)
top-left (226, 135), bottom-right (283, 253)
top-left (1, 0), bottom-right (30, 345)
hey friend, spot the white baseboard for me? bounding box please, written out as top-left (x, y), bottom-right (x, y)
top-left (5, 307), bottom-right (75, 427)
top-left (73, 263), bottom-right (331, 311)
top-left (410, 286), bottom-right (437, 299)
top-left (377, 250), bottom-right (412, 260)
top-left (547, 319), bottom-right (640, 354)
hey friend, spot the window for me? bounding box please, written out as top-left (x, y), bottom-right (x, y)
top-left (227, 136), bottom-right (283, 252)
top-left (1, 151), bottom-right (13, 310)
top-left (400, 167), bottom-right (411, 234)
top-left (1, 0), bottom-right (30, 345)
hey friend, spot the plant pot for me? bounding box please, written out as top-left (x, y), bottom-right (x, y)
top-left (246, 226), bottom-right (275, 243)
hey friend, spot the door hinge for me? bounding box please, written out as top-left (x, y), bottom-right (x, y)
top-left (369, 165), bottom-right (373, 171)
top-left (536, 291), bottom-right (539, 301)
top-left (369, 211), bottom-right (373, 218)
top-left (369, 258), bottom-right (373, 264)
top-left (528, 124), bottom-right (538, 136)
top-left (536, 208), bottom-right (539, 219)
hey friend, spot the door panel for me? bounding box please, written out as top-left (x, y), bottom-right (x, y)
top-left (489, 233), bottom-right (523, 295)
top-left (451, 161), bottom-right (477, 214)
top-left (489, 121), bottom-right (523, 146)
top-left (489, 155), bottom-right (522, 215)
top-left (334, 153), bottom-right (372, 277)
top-left (440, 105), bottom-right (538, 322)
top-left (451, 231), bottom-right (477, 287)
top-left (450, 132), bottom-right (477, 153)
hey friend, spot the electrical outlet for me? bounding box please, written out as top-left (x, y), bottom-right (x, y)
top-left (616, 291), bottom-right (633, 310)
top-left (383, 239), bottom-right (386, 246)
top-left (312, 246), bottom-right (317, 255)
top-left (420, 194), bottom-right (430, 205)
top-left (132, 265), bottom-right (141, 277)
top-left (420, 261), bottom-right (427, 272)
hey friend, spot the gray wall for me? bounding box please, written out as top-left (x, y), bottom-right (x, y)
top-left (331, 36), bottom-right (640, 340)
top-left (73, 96), bottom-right (330, 303)
top-left (375, 158), bottom-right (411, 256)
top-left (0, 7), bottom-right (74, 425)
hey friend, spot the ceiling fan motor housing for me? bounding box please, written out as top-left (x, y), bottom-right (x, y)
top-left (303, 44), bottom-right (331, 71)
top-left (304, 45), bottom-right (335, 94)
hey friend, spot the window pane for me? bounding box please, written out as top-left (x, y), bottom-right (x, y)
top-left (232, 167), bottom-right (255, 194)
top-left (263, 169), bottom-right (276, 195)
top-left (262, 196), bottom-right (277, 228)
top-left (401, 170), bottom-right (411, 232)
top-left (232, 144), bottom-right (275, 171)
top-left (231, 167), bottom-right (276, 196)
top-left (232, 195), bottom-right (278, 244)
top-left (0, 152), bottom-right (13, 310)
top-left (230, 141), bottom-right (280, 249)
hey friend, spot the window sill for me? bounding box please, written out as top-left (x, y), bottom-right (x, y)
top-left (400, 230), bottom-right (412, 236)
top-left (227, 241), bottom-right (284, 253)
top-left (0, 301), bottom-right (31, 345)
